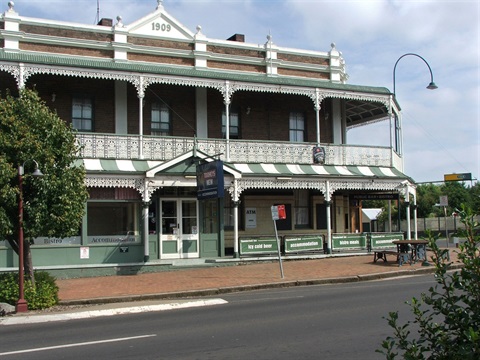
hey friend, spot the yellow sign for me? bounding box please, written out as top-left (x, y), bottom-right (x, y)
top-left (444, 173), bottom-right (472, 181)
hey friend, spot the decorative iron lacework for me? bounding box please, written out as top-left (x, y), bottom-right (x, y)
top-left (85, 173), bottom-right (407, 202)
top-left (2, 63), bottom-right (392, 112)
top-left (76, 133), bottom-right (395, 167)
top-left (228, 178), bottom-right (406, 201)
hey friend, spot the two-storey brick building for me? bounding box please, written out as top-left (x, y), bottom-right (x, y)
top-left (0, 1), bottom-right (417, 267)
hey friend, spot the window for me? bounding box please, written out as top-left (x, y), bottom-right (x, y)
top-left (222, 110), bottom-right (239, 139)
top-left (289, 112), bottom-right (305, 142)
top-left (151, 102), bottom-right (171, 136)
top-left (295, 190), bottom-right (310, 228)
top-left (72, 95), bottom-right (93, 131)
top-left (87, 202), bottom-right (141, 244)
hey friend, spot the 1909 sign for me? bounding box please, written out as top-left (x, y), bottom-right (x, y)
top-left (151, 22), bottom-right (171, 32)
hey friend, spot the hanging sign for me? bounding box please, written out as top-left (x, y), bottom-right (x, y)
top-left (313, 146), bottom-right (326, 164)
top-left (196, 160), bottom-right (224, 200)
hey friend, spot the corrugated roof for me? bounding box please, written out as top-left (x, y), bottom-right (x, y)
top-left (0, 51), bottom-right (392, 95)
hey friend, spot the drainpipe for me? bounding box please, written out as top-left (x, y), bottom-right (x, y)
top-left (233, 179), bottom-right (239, 257)
top-left (315, 89), bottom-right (321, 146)
top-left (326, 181), bottom-right (332, 254)
top-left (405, 185), bottom-right (411, 239)
top-left (139, 95), bottom-right (144, 159)
top-left (224, 81), bottom-right (231, 162)
top-left (413, 190), bottom-right (418, 239)
top-left (143, 179), bottom-right (150, 262)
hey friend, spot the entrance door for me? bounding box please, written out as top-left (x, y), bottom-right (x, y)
top-left (160, 199), bottom-right (199, 259)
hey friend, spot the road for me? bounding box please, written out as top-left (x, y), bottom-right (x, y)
top-left (0, 274), bottom-right (435, 359)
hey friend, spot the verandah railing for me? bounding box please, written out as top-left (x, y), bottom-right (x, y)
top-left (76, 133), bottom-right (401, 169)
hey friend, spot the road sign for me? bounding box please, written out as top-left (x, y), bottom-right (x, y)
top-left (444, 173), bottom-right (472, 182)
top-left (439, 196), bottom-right (448, 207)
top-left (271, 205), bottom-right (286, 220)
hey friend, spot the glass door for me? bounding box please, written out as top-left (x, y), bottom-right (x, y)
top-left (160, 199), bottom-right (199, 259)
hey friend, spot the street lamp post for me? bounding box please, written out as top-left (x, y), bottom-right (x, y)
top-left (393, 52), bottom-right (438, 95)
top-left (392, 53), bottom-right (438, 241)
top-left (16, 160), bottom-right (43, 313)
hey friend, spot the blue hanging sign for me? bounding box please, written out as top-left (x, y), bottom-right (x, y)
top-left (196, 160), bottom-right (224, 200)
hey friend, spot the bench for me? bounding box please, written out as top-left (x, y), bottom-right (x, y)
top-left (373, 250), bottom-right (399, 262)
top-left (426, 247), bottom-right (450, 261)
top-left (373, 250), bottom-right (411, 266)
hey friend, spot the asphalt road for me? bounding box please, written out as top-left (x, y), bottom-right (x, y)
top-left (0, 274), bottom-right (436, 359)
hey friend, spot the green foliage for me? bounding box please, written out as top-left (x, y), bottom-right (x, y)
top-left (416, 183), bottom-right (443, 217)
top-left (377, 205), bottom-right (480, 359)
top-left (0, 88), bottom-right (89, 243)
top-left (0, 271), bottom-right (59, 310)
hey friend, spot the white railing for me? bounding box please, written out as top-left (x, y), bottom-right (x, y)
top-left (76, 133), bottom-right (399, 168)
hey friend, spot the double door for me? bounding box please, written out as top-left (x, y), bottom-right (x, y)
top-left (160, 199), bottom-right (199, 259)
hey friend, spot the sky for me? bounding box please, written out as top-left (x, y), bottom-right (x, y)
top-left (9, 0), bottom-right (480, 184)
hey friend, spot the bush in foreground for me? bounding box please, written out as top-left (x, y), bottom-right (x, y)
top-left (0, 271), bottom-right (59, 310)
top-left (377, 205), bottom-right (480, 359)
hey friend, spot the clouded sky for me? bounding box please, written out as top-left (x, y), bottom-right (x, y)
top-left (9, 0), bottom-right (479, 184)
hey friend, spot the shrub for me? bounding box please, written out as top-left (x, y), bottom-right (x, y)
top-left (0, 271), bottom-right (59, 310)
top-left (377, 205), bottom-right (480, 359)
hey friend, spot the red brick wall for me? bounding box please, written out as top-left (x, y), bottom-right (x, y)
top-left (128, 53), bottom-right (194, 66)
top-left (278, 53), bottom-right (329, 66)
top-left (207, 45), bottom-right (264, 58)
top-left (208, 61), bottom-right (265, 73)
top-left (278, 68), bottom-right (330, 80)
top-left (128, 37), bottom-right (193, 51)
top-left (205, 89), bottom-right (332, 143)
top-left (26, 74), bottom-right (115, 133)
top-left (143, 84), bottom-right (196, 137)
top-left (0, 72), bottom-right (333, 143)
top-left (20, 42), bottom-right (113, 58)
top-left (20, 24), bottom-right (113, 42)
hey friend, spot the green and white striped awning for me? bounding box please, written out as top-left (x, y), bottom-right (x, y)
top-left (230, 163), bottom-right (405, 178)
top-left (77, 159), bottom-right (406, 179)
top-left (77, 159), bottom-right (162, 173)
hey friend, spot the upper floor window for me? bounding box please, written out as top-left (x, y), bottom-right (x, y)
top-left (72, 95), bottom-right (93, 131)
top-left (151, 103), bottom-right (171, 136)
top-left (222, 110), bottom-right (240, 139)
top-left (289, 112), bottom-right (305, 142)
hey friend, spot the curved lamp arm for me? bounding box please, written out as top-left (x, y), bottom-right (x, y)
top-left (393, 53), bottom-right (438, 94)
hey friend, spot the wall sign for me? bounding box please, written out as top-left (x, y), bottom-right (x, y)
top-left (245, 208), bottom-right (257, 228)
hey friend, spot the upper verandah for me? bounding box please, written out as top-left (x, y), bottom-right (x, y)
top-left (0, 0), bottom-right (348, 83)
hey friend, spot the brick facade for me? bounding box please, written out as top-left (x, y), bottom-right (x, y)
top-left (20, 42), bottom-right (113, 58)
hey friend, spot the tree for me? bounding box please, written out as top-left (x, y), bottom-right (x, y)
top-left (416, 183), bottom-right (442, 218)
top-left (0, 88), bottom-right (88, 281)
top-left (377, 205), bottom-right (480, 359)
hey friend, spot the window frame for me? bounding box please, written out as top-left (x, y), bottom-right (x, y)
top-left (72, 94), bottom-right (94, 132)
top-left (151, 102), bottom-right (172, 136)
top-left (289, 111), bottom-right (306, 142)
top-left (222, 109), bottom-right (240, 139)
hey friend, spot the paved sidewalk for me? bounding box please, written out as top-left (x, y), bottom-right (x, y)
top-left (1, 250), bottom-right (461, 325)
top-left (56, 250), bottom-right (459, 305)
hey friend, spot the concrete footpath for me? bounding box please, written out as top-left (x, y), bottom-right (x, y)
top-left (1, 250), bottom-right (460, 325)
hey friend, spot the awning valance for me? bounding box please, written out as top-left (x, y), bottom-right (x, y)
top-left (77, 158), bottom-right (406, 179)
top-left (230, 163), bottom-right (405, 178)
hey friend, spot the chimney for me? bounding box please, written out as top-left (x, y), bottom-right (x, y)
top-left (227, 34), bottom-right (245, 42)
top-left (97, 18), bottom-right (113, 27)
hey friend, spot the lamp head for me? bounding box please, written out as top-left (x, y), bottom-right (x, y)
top-left (31, 161), bottom-right (44, 177)
top-left (427, 82), bottom-right (438, 90)
top-left (31, 167), bottom-right (44, 177)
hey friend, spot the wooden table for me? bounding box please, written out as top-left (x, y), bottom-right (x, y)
top-left (392, 240), bottom-right (428, 264)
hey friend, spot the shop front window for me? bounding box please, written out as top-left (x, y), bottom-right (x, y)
top-left (87, 202), bottom-right (141, 244)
